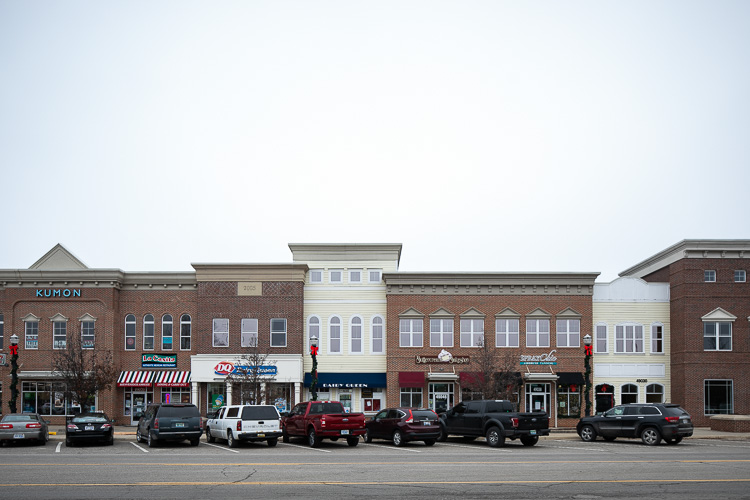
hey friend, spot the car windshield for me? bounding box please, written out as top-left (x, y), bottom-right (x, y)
top-left (241, 406), bottom-right (279, 420)
top-left (71, 415), bottom-right (108, 423)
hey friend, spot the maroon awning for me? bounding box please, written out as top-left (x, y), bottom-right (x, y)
top-left (459, 372), bottom-right (485, 386)
top-left (398, 371), bottom-right (425, 388)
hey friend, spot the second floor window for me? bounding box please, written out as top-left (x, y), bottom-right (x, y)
top-left (704, 321), bottom-right (732, 351)
top-left (496, 319), bottom-right (519, 347)
top-left (162, 315), bottom-right (173, 350)
top-left (125, 314), bottom-right (136, 350)
top-left (704, 270), bottom-right (716, 282)
top-left (213, 318), bottom-right (229, 347)
top-left (651, 324), bottom-right (663, 353)
top-left (556, 319), bottom-right (580, 347)
top-left (241, 318), bottom-right (258, 347)
top-left (595, 323), bottom-right (608, 353)
top-left (81, 321), bottom-right (95, 349)
top-left (0, 313), bottom-right (4, 350)
top-left (26, 320), bottom-right (39, 349)
top-left (180, 314), bottom-right (192, 350)
top-left (329, 316), bottom-right (342, 353)
top-left (143, 314), bottom-right (155, 350)
top-left (430, 319), bottom-right (453, 347)
top-left (526, 319), bottom-right (550, 348)
top-left (400, 319), bottom-right (423, 347)
top-left (460, 319), bottom-right (484, 347)
top-left (271, 318), bottom-right (287, 347)
top-left (615, 324), bottom-right (644, 353)
top-left (371, 316), bottom-right (384, 354)
top-left (735, 270), bottom-right (746, 282)
top-left (350, 316), bottom-right (363, 353)
top-left (53, 321), bottom-right (67, 349)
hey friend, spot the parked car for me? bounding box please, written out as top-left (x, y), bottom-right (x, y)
top-left (136, 403), bottom-right (203, 447)
top-left (65, 412), bottom-right (115, 446)
top-left (282, 401), bottom-right (366, 447)
top-left (576, 403), bottom-right (693, 446)
top-left (205, 404), bottom-right (282, 447)
top-left (0, 413), bottom-right (49, 445)
top-left (364, 408), bottom-right (440, 446)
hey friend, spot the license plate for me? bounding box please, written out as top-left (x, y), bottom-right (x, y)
top-left (423, 421), bottom-right (431, 426)
top-left (85, 426), bottom-right (95, 431)
top-left (341, 430), bottom-right (349, 435)
top-left (258, 433), bottom-right (265, 438)
top-left (530, 430), bottom-right (537, 435)
top-left (13, 433), bottom-right (24, 439)
top-left (174, 422), bottom-right (185, 428)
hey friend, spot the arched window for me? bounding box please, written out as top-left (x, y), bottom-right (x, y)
top-left (162, 314), bottom-right (173, 350)
top-left (125, 314), bottom-right (136, 350)
top-left (143, 314), bottom-right (155, 350)
top-left (350, 316), bottom-right (363, 354)
top-left (308, 316), bottom-right (321, 352)
top-left (329, 316), bottom-right (342, 354)
top-left (620, 383), bottom-right (638, 404)
top-left (646, 383), bottom-right (664, 403)
top-left (371, 316), bottom-right (384, 354)
top-left (180, 314), bottom-right (192, 350)
top-left (595, 384), bottom-right (614, 413)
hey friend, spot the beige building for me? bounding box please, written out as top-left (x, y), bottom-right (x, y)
top-left (289, 244), bottom-right (402, 414)
top-left (592, 277), bottom-right (671, 412)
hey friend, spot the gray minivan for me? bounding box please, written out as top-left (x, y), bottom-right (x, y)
top-left (136, 403), bottom-right (203, 447)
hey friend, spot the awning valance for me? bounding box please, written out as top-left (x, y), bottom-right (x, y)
top-left (303, 372), bottom-right (387, 388)
top-left (154, 371), bottom-right (191, 387)
top-left (557, 372), bottom-right (585, 385)
top-left (117, 371), bottom-right (154, 387)
top-left (398, 371), bottom-right (425, 388)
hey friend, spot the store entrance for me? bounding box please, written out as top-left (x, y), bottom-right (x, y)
top-left (428, 382), bottom-right (454, 414)
top-left (130, 392), bottom-right (149, 425)
top-left (525, 383), bottom-right (551, 415)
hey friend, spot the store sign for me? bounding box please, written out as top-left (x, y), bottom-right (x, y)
top-left (35, 288), bottom-right (81, 298)
top-left (416, 349), bottom-right (470, 364)
top-left (520, 350), bottom-right (558, 365)
top-left (213, 361), bottom-right (277, 376)
top-left (321, 382), bottom-right (372, 388)
top-left (142, 354), bottom-right (177, 368)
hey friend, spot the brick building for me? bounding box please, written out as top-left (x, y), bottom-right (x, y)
top-left (620, 240), bottom-right (750, 426)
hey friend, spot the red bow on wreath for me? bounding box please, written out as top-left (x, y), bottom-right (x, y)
top-left (9, 344), bottom-right (19, 356)
top-left (310, 345), bottom-right (319, 356)
top-left (584, 345), bottom-right (593, 356)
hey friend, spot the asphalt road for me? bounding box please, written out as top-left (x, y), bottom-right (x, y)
top-left (2, 435), bottom-right (749, 499)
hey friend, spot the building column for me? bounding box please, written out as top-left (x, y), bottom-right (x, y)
top-left (191, 382), bottom-right (199, 409)
top-left (226, 381), bottom-right (233, 406)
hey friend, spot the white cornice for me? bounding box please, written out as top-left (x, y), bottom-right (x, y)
top-left (620, 240), bottom-right (750, 278)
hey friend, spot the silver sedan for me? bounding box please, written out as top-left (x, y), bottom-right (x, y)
top-left (0, 413), bottom-right (50, 445)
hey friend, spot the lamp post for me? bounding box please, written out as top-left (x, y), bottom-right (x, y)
top-left (9, 333), bottom-right (19, 414)
top-left (310, 335), bottom-right (319, 402)
top-left (583, 334), bottom-right (592, 417)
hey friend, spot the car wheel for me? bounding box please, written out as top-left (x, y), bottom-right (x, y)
top-left (267, 438), bottom-right (278, 447)
top-left (308, 428), bottom-right (321, 448)
top-left (641, 427), bottom-right (661, 446)
top-left (520, 435), bottom-right (539, 446)
top-left (437, 427), bottom-right (447, 442)
top-left (136, 428), bottom-right (143, 444)
top-left (363, 429), bottom-right (372, 443)
top-left (147, 431), bottom-right (157, 448)
top-left (282, 429), bottom-right (290, 443)
top-left (486, 426), bottom-right (505, 448)
top-left (346, 437), bottom-right (359, 447)
top-left (107, 433), bottom-right (114, 446)
top-left (189, 438), bottom-right (200, 446)
top-left (65, 438), bottom-right (73, 447)
top-left (392, 430), bottom-right (405, 447)
top-left (206, 428), bottom-right (216, 443)
top-left (44, 431), bottom-right (50, 443)
top-left (227, 431), bottom-right (238, 448)
top-left (424, 439), bottom-right (436, 446)
top-left (579, 425), bottom-right (597, 442)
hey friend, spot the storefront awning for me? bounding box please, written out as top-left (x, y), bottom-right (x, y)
top-left (154, 371), bottom-right (191, 387)
top-left (303, 372), bottom-right (387, 388)
top-left (398, 371), bottom-right (425, 388)
top-left (557, 372), bottom-right (585, 385)
top-left (117, 371), bottom-right (154, 387)
top-left (458, 372), bottom-right (485, 385)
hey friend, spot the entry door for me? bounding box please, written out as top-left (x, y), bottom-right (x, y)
top-left (526, 383), bottom-right (551, 415)
top-left (131, 392), bottom-right (148, 425)
top-left (428, 383), bottom-right (454, 413)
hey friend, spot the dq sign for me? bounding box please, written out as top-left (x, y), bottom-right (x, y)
top-left (214, 362), bottom-right (236, 376)
top-left (213, 361), bottom-right (278, 377)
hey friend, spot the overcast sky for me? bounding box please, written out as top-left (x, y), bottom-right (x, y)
top-left (1, 1), bottom-right (748, 282)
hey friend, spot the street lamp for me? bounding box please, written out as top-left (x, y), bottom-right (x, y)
top-left (583, 334), bottom-right (592, 417)
top-left (9, 333), bottom-right (19, 414)
top-left (310, 335), bottom-right (319, 402)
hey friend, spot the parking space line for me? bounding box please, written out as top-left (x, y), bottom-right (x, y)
top-left (55, 442), bottom-right (62, 453)
top-left (203, 443), bottom-right (239, 453)
top-left (280, 443), bottom-right (331, 453)
top-left (361, 444), bottom-right (422, 453)
top-left (130, 442), bottom-right (149, 453)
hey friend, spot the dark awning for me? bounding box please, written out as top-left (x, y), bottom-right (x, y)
top-left (459, 372), bottom-right (485, 385)
top-left (398, 371), bottom-right (425, 388)
top-left (303, 372), bottom-right (387, 388)
top-left (557, 372), bottom-right (585, 385)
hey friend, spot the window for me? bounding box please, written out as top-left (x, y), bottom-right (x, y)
top-left (460, 319), bottom-right (484, 347)
top-left (705, 380), bottom-right (733, 415)
top-left (180, 314), bottom-right (192, 350)
top-left (329, 316), bottom-right (342, 353)
top-left (162, 315), bottom-right (173, 350)
top-left (25, 319), bottom-right (39, 349)
top-left (557, 384), bottom-right (581, 418)
top-left (526, 319), bottom-right (550, 348)
top-left (620, 383), bottom-right (638, 404)
top-left (556, 319), bottom-right (580, 347)
top-left (646, 383), bottom-right (664, 403)
top-left (53, 320), bottom-right (67, 350)
top-left (241, 318), bottom-right (258, 347)
top-left (329, 269), bottom-right (343, 283)
top-left (310, 269), bottom-right (323, 283)
top-left (704, 321), bottom-right (732, 351)
top-left (213, 318), bottom-right (229, 347)
top-left (651, 323), bottom-right (664, 354)
top-left (400, 319), bottom-right (423, 347)
top-left (308, 316), bottom-right (320, 351)
top-left (350, 316), bottom-right (363, 354)
top-left (270, 319), bottom-right (287, 347)
top-left (143, 314), bottom-right (155, 350)
top-left (81, 320), bottom-right (95, 349)
top-left (615, 324), bottom-right (644, 353)
top-left (735, 270), bottom-right (746, 283)
top-left (595, 323), bottom-right (607, 353)
top-left (125, 314), bottom-right (136, 350)
top-left (349, 269), bottom-right (362, 284)
top-left (368, 269), bottom-right (382, 283)
top-left (400, 388), bottom-right (423, 408)
top-left (430, 319), bottom-right (454, 347)
top-left (371, 316), bottom-right (384, 354)
top-left (0, 313), bottom-right (4, 350)
top-left (495, 319), bottom-right (519, 347)
top-left (704, 270), bottom-right (716, 282)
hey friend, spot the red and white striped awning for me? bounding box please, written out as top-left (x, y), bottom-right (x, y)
top-left (117, 371), bottom-right (154, 387)
top-left (154, 371), bottom-right (191, 388)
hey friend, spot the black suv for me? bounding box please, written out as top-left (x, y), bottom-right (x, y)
top-left (576, 403), bottom-right (693, 446)
top-left (136, 403), bottom-right (203, 447)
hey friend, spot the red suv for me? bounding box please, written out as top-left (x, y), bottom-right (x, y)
top-left (364, 408), bottom-right (440, 446)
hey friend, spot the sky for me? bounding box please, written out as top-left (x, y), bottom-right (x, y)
top-left (1, 1), bottom-right (749, 282)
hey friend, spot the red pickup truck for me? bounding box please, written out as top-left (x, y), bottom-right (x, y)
top-left (282, 401), bottom-right (366, 447)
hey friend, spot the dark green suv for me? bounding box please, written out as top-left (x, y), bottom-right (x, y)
top-left (136, 403), bottom-right (203, 448)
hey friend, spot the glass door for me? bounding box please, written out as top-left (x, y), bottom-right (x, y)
top-left (428, 382), bottom-right (454, 414)
top-left (526, 383), bottom-right (551, 415)
top-left (130, 392), bottom-right (149, 425)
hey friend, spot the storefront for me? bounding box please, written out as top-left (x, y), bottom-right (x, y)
top-left (302, 372), bottom-right (386, 414)
top-left (116, 370), bottom-right (192, 425)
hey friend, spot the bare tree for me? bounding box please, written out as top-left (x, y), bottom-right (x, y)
top-left (52, 333), bottom-right (118, 412)
top-left (226, 339), bottom-right (277, 405)
top-left (463, 337), bottom-right (522, 404)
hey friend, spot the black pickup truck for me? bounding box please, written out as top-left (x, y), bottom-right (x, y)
top-left (438, 399), bottom-right (550, 447)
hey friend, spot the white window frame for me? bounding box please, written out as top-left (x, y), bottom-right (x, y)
top-left (162, 314), bottom-right (173, 351)
top-left (595, 323), bottom-right (608, 353)
top-left (328, 315), bottom-right (342, 354)
top-left (25, 319), bottom-right (39, 350)
top-left (526, 319), bottom-right (550, 348)
top-left (400, 319), bottom-right (423, 348)
top-left (646, 383), bottom-right (664, 403)
top-left (460, 319), bottom-right (484, 347)
top-left (350, 315), bottom-right (363, 354)
top-left (704, 379), bottom-right (734, 415)
top-left (213, 318), bottom-right (229, 348)
top-left (125, 314), bottom-right (136, 351)
top-left (309, 269), bottom-right (323, 284)
top-left (620, 383), bottom-right (639, 404)
top-left (180, 314), bottom-right (191, 350)
top-left (556, 319), bottom-right (580, 348)
top-left (368, 269), bottom-right (382, 283)
top-left (349, 269), bottom-right (362, 284)
top-left (81, 316), bottom-right (96, 349)
top-left (143, 314), bottom-right (155, 351)
top-left (371, 315), bottom-right (384, 354)
top-left (703, 321), bottom-right (732, 351)
top-left (651, 323), bottom-right (664, 354)
top-left (270, 318), bottom-right (287, 347)
top-left (329, 269), bottom-right (343, 284)
top-left (430, 318), bottom-right (454, 347)
top-left (614, 323), bottom-right (644, 353)
top-left (308, 315), bottom-right (321, 352)
top-left (704, 270), bottom-right (716, 282)
top-left (52, 318), bottom-right (67, 350)
top-left (241, 318), bottom-right (259, 348)
top-left (495, 319), bottom-right (519, 348)
top-left (734, 270), bottom-right (746, 283)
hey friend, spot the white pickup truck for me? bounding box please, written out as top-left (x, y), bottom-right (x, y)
top-left (205, 404), bottom-right (283, 447)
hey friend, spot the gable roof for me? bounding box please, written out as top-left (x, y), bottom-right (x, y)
top-left (29, 244), bottom-right (88, 270)
top-left (620, 240), bottom-right (750, 279)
